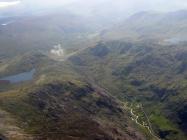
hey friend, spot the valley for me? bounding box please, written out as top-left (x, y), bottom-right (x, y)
top-left (0, 2), bottom-right (187, 140)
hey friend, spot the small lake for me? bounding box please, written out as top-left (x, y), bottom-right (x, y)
top-left (0, 69), bottom-right (35, 83)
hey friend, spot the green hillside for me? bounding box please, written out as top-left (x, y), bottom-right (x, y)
top-left (68, 40), bottom-right (187, 140)
top-left (1, 9), bottom-right (187, 140)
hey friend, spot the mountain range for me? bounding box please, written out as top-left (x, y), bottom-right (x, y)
top-left (0, 9), bottom-right (187, 140)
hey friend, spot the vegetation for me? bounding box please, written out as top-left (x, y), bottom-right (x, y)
top-left (68, 40), bottom-right (187, 140)
top-left (1, 9), bottom-right (187, 140)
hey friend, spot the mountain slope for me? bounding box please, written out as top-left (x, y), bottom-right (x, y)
top-left (0, 10), bottom-right (98, 58)
top-left (0, 81), bottom-right (146, 140)
top-left (1, 8), bottom-right (187, 140)
top-left (103, 10), bottom-right (187, 42)
top-left (68, 40), bottom-right (187, 140)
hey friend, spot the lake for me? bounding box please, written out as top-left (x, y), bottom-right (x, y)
top-left (0, 69), bottom-right (35, 83)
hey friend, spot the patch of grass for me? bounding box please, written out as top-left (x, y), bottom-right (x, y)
top-left (150, 114), bottom-right (177, 131)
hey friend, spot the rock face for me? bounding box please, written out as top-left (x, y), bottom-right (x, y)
top-left (0, 81), bottom-right (145, 140)
top-left (28, 82), bottom-right (145, 140)
top-left (0, 109), bottom-right (33, 140)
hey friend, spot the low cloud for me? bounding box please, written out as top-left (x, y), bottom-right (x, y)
top-left (50, 44), bottom-right (64, 57)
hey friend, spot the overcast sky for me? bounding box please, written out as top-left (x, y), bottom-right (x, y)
top-left (0, 0), bottom-right (187, 16)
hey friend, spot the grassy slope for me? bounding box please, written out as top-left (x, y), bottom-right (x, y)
top-left (0, 80), bottom-right (146, 140)
top-left (1, 37), bottom-right (187, 140)
top-left (0, 51), bottom-right (147, 140)
top-left (68, 41), bottom-right (187, 140)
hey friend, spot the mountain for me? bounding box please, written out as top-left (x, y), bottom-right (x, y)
top-left (68, 40), bottom-right (187, 140)
top-left (1, 9), bottom-right (187, 140)
top-left (0, 9), bottom-right (100, 58)
top-left (0, 79), bottom-right (146, 140)
top-left (64, 0), bottom-right (130, 28)
top-left (103, 10), bottom-right (187, 42)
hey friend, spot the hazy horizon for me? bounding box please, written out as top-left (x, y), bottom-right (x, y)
top-left (1, 1), bottom-right (187, 140)
top-left (1, 0), bottom-right (187, 17)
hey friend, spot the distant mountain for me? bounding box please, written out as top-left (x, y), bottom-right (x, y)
top-left (1, 7), bottom-right (187, 140)
top-left (0, 10), bottom-right (99, 58)
top-left (64, 0), bottom-right (130, 28)
top-left (103, 10), bottom-right (187, 42)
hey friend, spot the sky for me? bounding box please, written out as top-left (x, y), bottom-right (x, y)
top-left (0, 0), bottom-right (187, 16)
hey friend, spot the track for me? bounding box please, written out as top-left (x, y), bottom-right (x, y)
top-left (123, 103), bottom-right (161, 140)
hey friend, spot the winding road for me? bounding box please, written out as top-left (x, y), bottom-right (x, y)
top-left (123, 103), bottom-right (161, 140)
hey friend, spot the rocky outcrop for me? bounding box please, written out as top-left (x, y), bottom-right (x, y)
top-left (0, 81), bottom-right (145, 140)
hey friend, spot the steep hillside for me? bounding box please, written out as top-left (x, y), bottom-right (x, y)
top-left (68, 41), bottom-right (187, 140)
top-left (1, 7), bottom-right (187, 140)
top-left (0, 81), bottom-right (146, 140)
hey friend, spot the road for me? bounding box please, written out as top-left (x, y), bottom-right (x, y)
top-left (123, 103), bottom-right (161, 140)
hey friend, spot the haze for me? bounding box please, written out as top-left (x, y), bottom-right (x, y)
top-left (1, 0), bottom-right (187, 140)
top-left (1, 0), bottom-right (187, 17)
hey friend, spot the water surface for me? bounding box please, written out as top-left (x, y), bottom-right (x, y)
top-left (0, 69), bottom-right (35, 83)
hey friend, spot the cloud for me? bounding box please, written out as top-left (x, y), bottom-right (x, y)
top-left (0, 1), bottom-right (21, 8)
top-left (22, 0), bottom-right (76, 8)
top-left (50, 44), bottom-right (64, 57)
